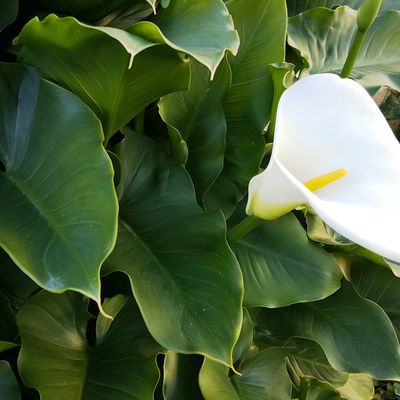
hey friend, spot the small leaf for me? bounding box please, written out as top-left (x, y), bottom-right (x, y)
top-left (199, 348), bottom-right (292, 400)
top-left (0, 63), bottom-right (117, 306)
top-left (204, 0), bottom-right (287, 215)
top-left (17, 292), bottom-right (160, 399)
top-left (231, 213), bottom-right (342, 307)
top-left (103, 133), bottom-right (243, 368)
top-left (288, 7), bottom-right (400, 89)
top-left (15, 14), bottom-right (190, 139)
top-left (0, 361), bottom-right (20, 400)
top-left (257, 282), bottom-right (400, 379)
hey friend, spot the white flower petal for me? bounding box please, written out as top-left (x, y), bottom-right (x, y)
top-left (247, 73), bottom-right (400, 262)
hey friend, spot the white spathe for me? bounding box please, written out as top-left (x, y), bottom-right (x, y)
top-left (246, 73), bottom-right (400, 262)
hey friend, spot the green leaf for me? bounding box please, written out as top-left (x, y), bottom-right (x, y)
top-left (0, 290), bottom-right (18, 349)
top-left (0, 0), bottom-right (18, 32)
top-left (204, 0), bottom-right (287, 215)
top-left (286, 0), bottom-right (400, 16)
top-left (286, 338), bottom-right (374, 400)
top-left (288, 7), bottom-right (400, 89)
top-left (103, 133), bottom-right (243, 368)
top-left (159, 58), bottom-right (231, 201)
top-left (17, 292), bottom-right (160, 399)
top-left (163, 352), bottom-right (204, 400)
top-left (199, 348), bottom-right (292, 400)
top-left (0, 361), bottom-right (20, 400)
top-left (129, 0), bottom-right (239, 76)
top-left (231, 213), bottom-right (342, 307)
top-left (15, 14), bottom-right (190, 140)
top-left (298, 378), bottom-right (344, 400)
top-left (0, 63), bottom-right (117, 306)
top-left (346, 256), bottom-right (400, 338)
top-left (28, 0), bottom-right (153, 23)
top-left (256, 282), bottom-right (400, 380)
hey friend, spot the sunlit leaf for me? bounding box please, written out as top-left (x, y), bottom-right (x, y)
top-left (103, 133), bottom-right (243, 368)
top-left (288, 7), bottom-right (400, 89)
top-left (0, 63), bottom-right (117, 306)
top-left (15, 14), bottom-right (190, 139)
top-left (204, 0), bottom-right (287, 215)
top-left (17, 292), bottom-right (160, 399)
top-left (256, 282), bottom-right (400, 379)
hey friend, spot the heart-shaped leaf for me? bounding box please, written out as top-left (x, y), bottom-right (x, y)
top-left (204, 0), bottom-right (287, 215)
top-left (0, 63), bottom-right (117, 306)
top-left (256, 282), bottom-right (400, 380)
top-left (14, 15), bottom-right (190, 139)
top-left (17, 292), bottom-right (160, 399)
top-left (231, 213), bottom-right (342, 307)
top-left (288, 7), bottom-right (400, 89)
top-left (199, 348), bottom-right (292, 400)
top-left (103, 133), bottom-right (243, 368)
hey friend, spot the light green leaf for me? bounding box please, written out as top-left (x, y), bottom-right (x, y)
top-left (298, 378), bottom-right (344, 400)
top-left (0, 0), bottom-right (18, 32)
top-left (159, 58), bottom-right (231, 201)
top-left (103, 133), bottom-right (243, 368)
top-left (288, 7), bottom-right (400, 89)
top-left (199, 348), bottom-right (292, 400)
top-left (204, 0), bottom-right (287, 215)
top-left (256, 282), bottom-right (400, 379)
top-left (28, 0), bottom-right (153, 22)
top-left (286, 0), bottom-right (400, 16)
top-left (286, 338), bottom-right (374, 400)
top-left (129, 0), bottom-right (239, 77)
top-left (17, 292), bottom-right (160, 400)
top-left (0, 63), bottom-right (117, 306)
top-left (0, 361), bottom-right (20, 400)
top-left (163, 352), bottom-right (204, 400)
top-left (232, 213), bottom-right (342, 307)
top-left (233, 309), bottom-right (253, 362)
top-left (15, 14), bottom-right (190, 140)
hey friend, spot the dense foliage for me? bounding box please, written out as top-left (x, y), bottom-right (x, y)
top-left (1, 0), bottom-right (400, 399)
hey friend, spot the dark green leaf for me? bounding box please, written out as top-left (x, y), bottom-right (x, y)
top-left (204, 0), bottom-right (287, 215)
top-left (0, 0), bottom-right (18, 32)
top-left (0, 63), bottom-right (117, 307)
top-left (159, 59), bottom-right (231, 201)
top-left (256, 282), bottom-right (400, 380)
top-left (0, 361), bottom-right (20, 400)
top-left (103, 133), bottom-right (243, 368)
top-left (17, 292), bottom-right (160, 399)
top-left (15, 15), bottom-right (190, 139)
top-left (232, 213), bottom-right (342, 307)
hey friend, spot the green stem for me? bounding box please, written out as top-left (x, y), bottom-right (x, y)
top-left (340, 29), bottom-right (366, 78)
top-left (228, 216), bottom-right (263, 243)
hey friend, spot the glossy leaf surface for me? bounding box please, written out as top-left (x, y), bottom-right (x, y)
top-left (17, 292), bottom-right (160, 399)
top-left (104, 133), bottom-right (243, 367)
top-left (257, 282), bottom-right (400, 380)
top-left (15, 15), bottom-right (190, 139)
top-left (0, 63), bottom-right (117, 305)
top-left (232, 213), bottom-right (341, 307)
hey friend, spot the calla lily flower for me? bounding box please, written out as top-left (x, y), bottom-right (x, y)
top-left (246, 73), bottom-right (400, 262)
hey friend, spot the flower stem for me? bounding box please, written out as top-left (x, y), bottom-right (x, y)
top-left (340, 29), bottom-right (366, 78)
top-left (228, 216), bottom-right (263, 243)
